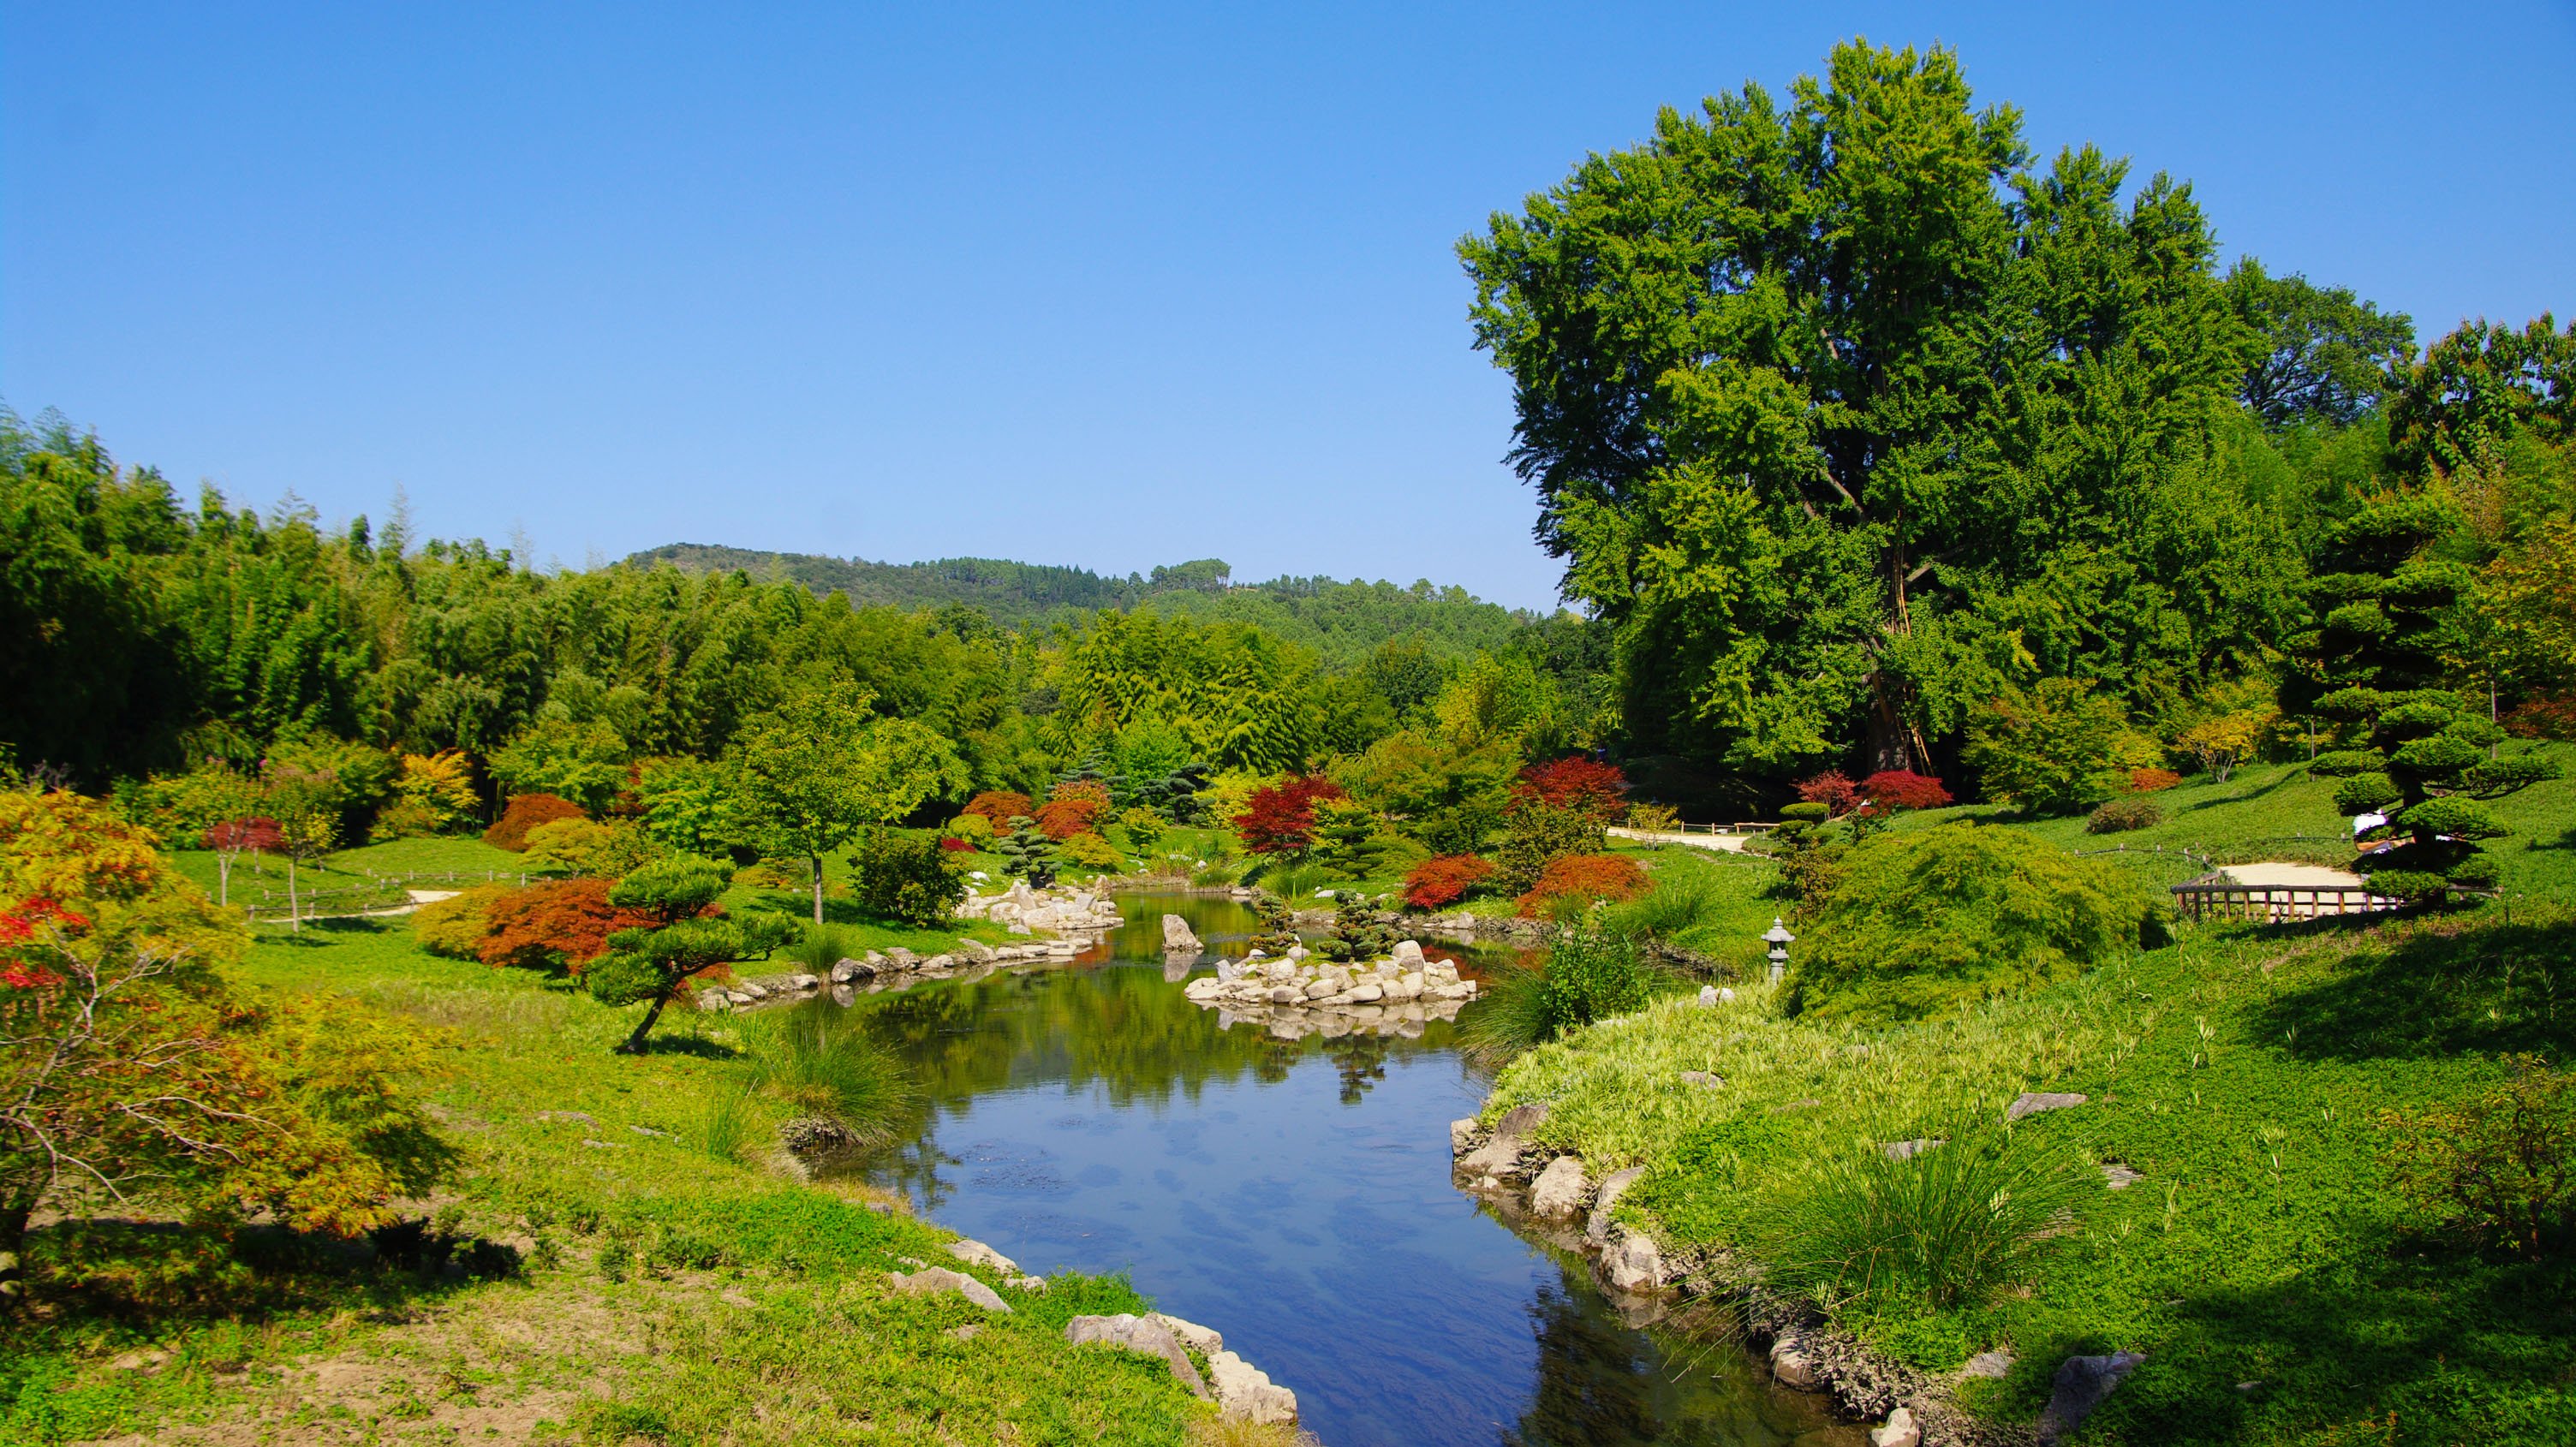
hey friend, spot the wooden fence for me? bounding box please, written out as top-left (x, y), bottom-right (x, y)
top-left (2168, 879), bottom-right (2404, 924)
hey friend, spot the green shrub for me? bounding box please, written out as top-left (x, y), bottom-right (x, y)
top-left (1756, 1123), bottom-right (2091, 1314)
top-left (1779, 801), bottom-right (1830, 825)
top-left (844, 829), bottom-right (966, 926)
top-left (412, 882), bottom-right (508, 958)
top-left (2084, 796), bottom-right (2162, 834)
top-left (1493, 801), bottom-right (1606, 895)
top-left (1964, 678), bottom-right (2154, 815)
top-left (1060, 831), bottom-right (1125, 869)
top-left (1110, 806), bottom-right (1164, 855)
top-left (945, 811), bottom-right (995, 844)
top-left (747, 1012), bottom-right (916, 1154)
top-left (1792, 824), bottom-right (2144, 1021)
top-left (2378, 1056), bottom-right (2576, 1259)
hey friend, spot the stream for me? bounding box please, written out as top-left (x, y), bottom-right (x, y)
top-left (808, 889), bottom-right (1857, 1447)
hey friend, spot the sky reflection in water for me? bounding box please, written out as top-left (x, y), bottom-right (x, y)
top-left (821, 891), bottom-right (1852, 1447)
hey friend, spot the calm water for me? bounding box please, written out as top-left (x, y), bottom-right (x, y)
top-left (815, 890), bottom-right (1855, 1447)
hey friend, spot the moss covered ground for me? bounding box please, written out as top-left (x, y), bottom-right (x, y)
top-left (2, 913), bottom-right (1269, 1445)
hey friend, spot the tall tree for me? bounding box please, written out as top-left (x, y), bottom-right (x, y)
top-left (1460, 41), bottom-right (2278, 777)
top-left (2224, 258), bottom-right (2416, 428)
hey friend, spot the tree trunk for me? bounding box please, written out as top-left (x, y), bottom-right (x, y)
top-left (617, 990), bottom-right (671, 1055)
top-left (811, 854), bottom-right (825, 926)
top-left (217, 853), bottom-right (231, 907)
top-left (287, 855), bottom-right (300, 932)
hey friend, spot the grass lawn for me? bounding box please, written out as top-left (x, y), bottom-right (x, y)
top-left (1473, 747), bottom-right (2576, 1445)
top-left (3, 917), bottom-right (1267, 1446)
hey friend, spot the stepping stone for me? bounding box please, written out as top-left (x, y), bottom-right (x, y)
top-left (1959, 1350), bottom-right (2015, 1379)
top-left (890, 1267), bottom-right (1011, 1313)
top-left (1679, 1070), bottom-right (1723, 1089)
top-left (2102, 1164), bottom-right (2143, 1190)
top-left (2008, 1092), bottom-right (2088, 1122)
top-left (1882, 1137), bottom-right (1945, 1161)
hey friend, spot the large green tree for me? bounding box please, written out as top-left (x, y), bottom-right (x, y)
top-left (2224, 258), bottom-right (2416, 429)
top-left (1460, 40), bottom-right (2288, 778)
top-left (736, 688), bottom-right (967, 923)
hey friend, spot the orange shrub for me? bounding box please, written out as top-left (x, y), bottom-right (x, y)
top-left (1051, 779), bottom-right (1113, 807)
top-left (2129, 767), bottom-right (2183, 792)
top-left (1514, 853), bottom-right (1650, 917)
top-left (1035, 796), bottom-right (1108, 841)
top-left (961, 790), bottom-right (1035, 825)
top-left (1404, 855), bottom-right (1494, 911)
top-left (474, 877), bottom-right (663, 973)
top-left (484, 793), bottom-right (584, 852)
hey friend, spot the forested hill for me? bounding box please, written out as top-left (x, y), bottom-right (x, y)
top-left (627, 543), bottom-right (1551, 665)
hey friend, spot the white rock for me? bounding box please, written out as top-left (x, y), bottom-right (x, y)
top-left (1769, 1334), bottom-right (1819, 1389)
top-left (1392, 938), bottom-right (1425, 967)
top-left (1184, 978), bottom-right (1222, 999)
top-left (1586, 1165), bottom-right (1646, 1245)
top-left (1697, 985), bottom-right (1720, 1008)
top-left (890, 1267), bottom-right (1011, 1313)
top-left (1601, 1230), bottom-right (1665, 1293)
top-left (1149, 1312), bottom-right (1222, 1355)
top-left (1450, 1117), bottom-right (1481, 1154)
top-left (1871, 1407), bottom-right (1921, 1447)
top-left (946, 1238), bottom-right (1019, 1274)
top-left (1208, 1349), bottom-right (1298, 1425)
top-left (1529, 1156), bottom-right (1589, 1217)
top-left (1347, 982), bottom-right (1384, 1003)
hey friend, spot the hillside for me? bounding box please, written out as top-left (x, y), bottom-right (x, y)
top-left (626, 543), bottom-right (1553, 664)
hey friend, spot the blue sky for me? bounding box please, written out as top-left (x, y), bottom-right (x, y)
top-left (5, 3), bottom-right (2572, 611)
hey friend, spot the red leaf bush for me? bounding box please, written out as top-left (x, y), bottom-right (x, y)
top-left (205, 816), bottom-right (284, 852)
top-left (1514, 758), bottom-right (1631, 823)
top-left (1035, 796), bottom-right (1109, 841)
top-left (2128, 767), bottom-right (2183, 793)
top-left (961, 791), bottom-right (1035, 825)
top-left (1857, 770), bottom-right (1953, 813)
top-left (1404, 855), bottom-right (1494, 911)
top-left (484, 794), bottom-right (585, 853)
top-left (938, 836), bottom-right (978, 853)
top-left (1514, 853), bottom-right (1651, 916)
top-left (1232, 775), bottom-right (1347, 855)
top-left (474, 877), bottom-right (668, 973)
top-left (1796, 770), bottom-right (1863, 818)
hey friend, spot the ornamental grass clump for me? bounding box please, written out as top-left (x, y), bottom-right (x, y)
top-left (1791, 824), bottom-right (2145, 1021)
top-left (747, 1012), bottom-right (915, 1156)
top-left (1464, 918), bottom-right (1652, 1063)
top-left (1756, 1122), bottom-right (2093, 1313)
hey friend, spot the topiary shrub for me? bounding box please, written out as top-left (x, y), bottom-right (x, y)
top-left (1515, 853), bottom-right (1651, 917)
top-left (945, 811), bottom-right (996, 845)
top-left (1792, 824), bottom-right (2146, 1021)
top-left (484, 794), bottom-right (584, 853)
top-left (2085, 797), bottom-right (2162, 834)
top-left (1404, 854), bottom-right (1494, 911)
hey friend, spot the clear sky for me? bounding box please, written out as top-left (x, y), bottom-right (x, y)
top-left (5, 2), bottom-right (2572, 610)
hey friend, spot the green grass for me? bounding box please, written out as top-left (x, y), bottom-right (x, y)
top-left (1479, 753), bottom-right (2576, 1445)
top-left (3, 915), bottom-right (1258, 1445)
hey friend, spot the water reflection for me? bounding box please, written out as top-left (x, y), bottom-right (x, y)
top-left (809, 890), bottom-right (1852, 1447)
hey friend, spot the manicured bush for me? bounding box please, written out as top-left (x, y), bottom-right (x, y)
top-left (1111, 806), bottom-right (1166, 855)
top-left (944, 811), bottom-right (995, 844)
top-left (845, 829), bottom-right (967, 926)
top-left (484, 794), bottom-right (585, 853)
top-left (959, 791), bottom-right (1034, 826)
top-left (1464, 919), bottom-right (1649, 1062)
top-left (1515, 853), bottom-right (1651, 917)
top-left (1060, 831), bottom-right (1124, 869)
top-left (412, 882), bottom-right (510, 959)
top-left (2129, 766), bottom-right (2183, 792)
top-left (1792, 824), bottom-right (2145, 1021)
top-left (1779, 801), bottom-right (1830, 825)
top-left (1404, 854), bottom-right (1494, 910)
top-left (2085, 797), bottom-right (2163, 834)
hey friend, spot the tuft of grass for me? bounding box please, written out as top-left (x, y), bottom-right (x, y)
top-left (1461, 920), bottom-right (1655, 1065)
top-left (745, 1011), bottom-right (916, 1152)
top-left (683, 1082), bottom-right (764, 1164)
top-left (1756, 1122), bottom-right (2095, 1314)
top-left (782, 921), bottom-right (862, 974)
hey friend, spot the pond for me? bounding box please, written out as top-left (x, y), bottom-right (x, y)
top-left (809, 890), bottom-right (1856, 1447)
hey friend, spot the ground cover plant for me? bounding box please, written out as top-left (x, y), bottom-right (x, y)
top-left (1476, 767), bottom-right (2576, 1445)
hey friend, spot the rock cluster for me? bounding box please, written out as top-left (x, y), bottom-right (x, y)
top-left (693, 971), bottom-right (820, 1011)
top-left (1181, 938), bottom-right (1477, 1039)
top-left (957, 880), bottom-right (1123, 935)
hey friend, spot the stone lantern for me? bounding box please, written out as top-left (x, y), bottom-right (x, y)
top-left (1762, 917), bottom-right (1795, 986)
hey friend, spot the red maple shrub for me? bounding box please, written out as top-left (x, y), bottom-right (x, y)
top-left (961, 791), bottom-right (1035, 825)
top-left (2128, 767), bottom-right (2183, 793)
top-left (1233, 775), bottom-right (1348, 855)
top-left (2504, 691), bottom-right (2576, 741)
top-left (1514, 758), bottom-right (1631, 822)
top-left (938, 835), bottom-right (978, 853)
top-left (1404, 855), bottom-right (1495, 911)
top-left (484, 794), bottom-right (584, 852)
top-left (1514, 853), bottom-right (1650, 916)
top-left (204, 817), bottom-right (284, 852)
top-left (1797, 770), bottom-right (1863, 817)
top-left (474, 877), bottom-right (665, 973)
top-left (1857, 770), bottom-right (1953, 813)
top-left (1035, 796), bottom-right (1109, 841)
